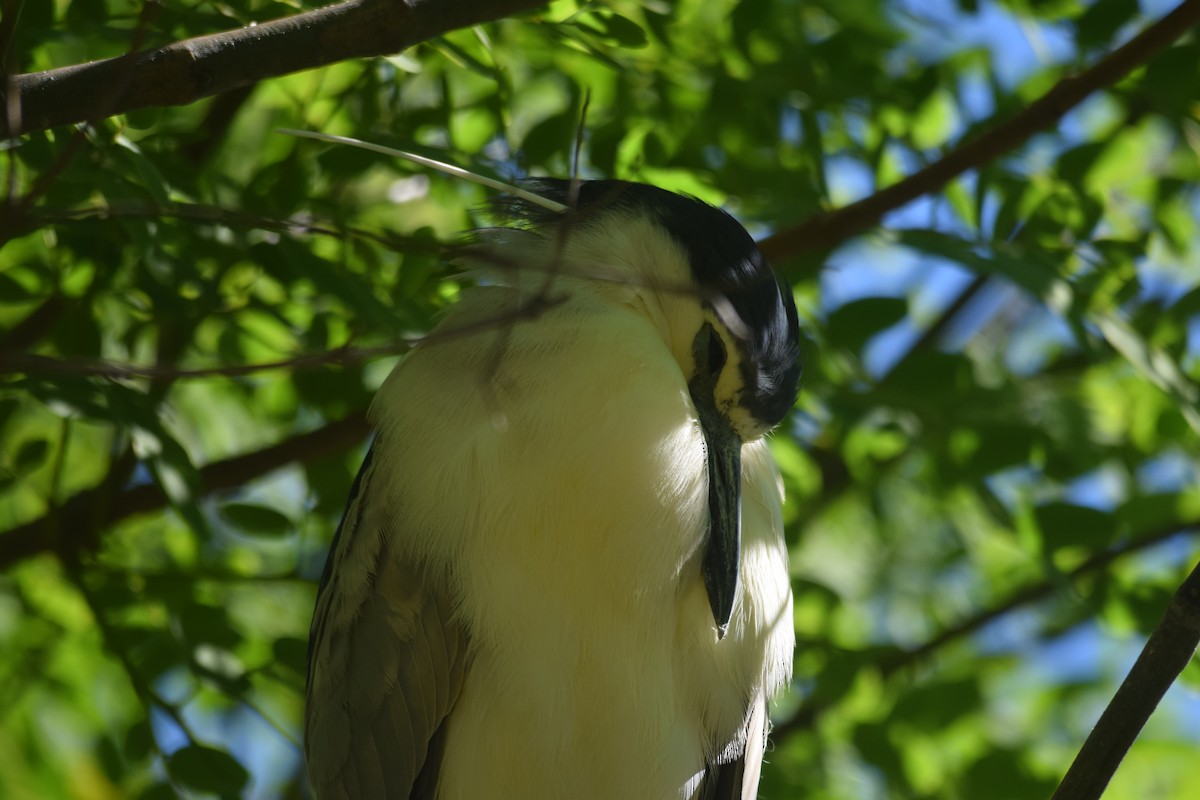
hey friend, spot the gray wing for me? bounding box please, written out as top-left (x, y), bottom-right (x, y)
top-left (698, 695), bottom-right (770, 800)
top-left (305, 447), bottom-right (468, 800)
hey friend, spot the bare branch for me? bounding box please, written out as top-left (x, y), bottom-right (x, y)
top-left (1, 0), bottom-right (548, 137)
top-left (759, 0), bottom-right (1200, 263)
top-left (1051, 558), bottom-right (1200, 800)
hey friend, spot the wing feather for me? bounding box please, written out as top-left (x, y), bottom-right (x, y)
top-left (306, 447), bottom-right (468, 800)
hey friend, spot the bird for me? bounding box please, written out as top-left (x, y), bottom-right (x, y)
top-left (305, 178), bottom-right (801, 799)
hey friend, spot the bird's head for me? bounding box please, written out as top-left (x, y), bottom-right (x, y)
top-left (486, 179), bottom-right (801, 637)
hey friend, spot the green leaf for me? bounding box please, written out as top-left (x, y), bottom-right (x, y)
top-left (124, 720), bottom-right (155, 762)
top-left (960, 748), bottom-right (1057, 800)
top-left (251, 240), bottom-right (403, 335)
top-left (64, 0), bottom-right (109, 28)
top-left (0, 273), bottom-right (33, 303)
top-left (1034, 502), bottom-right (1116, 554)
top-left (273, 636), bottom-right (308, 677)
top-left (14, 439), bottom-right (49, 473)
top-left (897, 229), bottom-right (1061, 299)
top-left (134, 783), bottom-right (178, 800)
top-left (954, 424), bottom-right (1037, 477)
top-left (892, 676), bottom-right (982, 731)
top-left (1115, 491), bottom-right (1200, 534)
top-left (116, 627), bottom-right (187, 679)
top-left (96, 735), bottom-right (124, 782)
top-left (880, 351), bottom-right (974, 414)
top-left (218, 502), bottom-right (293, 538)
top-left (910, 88), bottom-right (957, 150)
top-left (166, 745), bottom-right (249, 795)
top-left (110, 142), bottom-right (172, 206)
top-left (853, 723), bottom-right (908, 788)
top-left (521, 109), bottom-right (577, 166)
top-left (826, 297), bottom-right (908, 353)
top-left (178, 604), bottom-right (240, 650)
top-left (1095, 313), bottom-right (1200, 434)
top-left (571, 11), bottom-right (649, 49)
top-left (1075, 0), bottom-right (1138, 45)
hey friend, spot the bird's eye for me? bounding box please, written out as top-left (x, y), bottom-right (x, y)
top-left (707, 328), bottom-right (727, 374)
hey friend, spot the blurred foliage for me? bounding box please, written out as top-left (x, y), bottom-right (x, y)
top-left (2, 0), bottom-right (1200, 797)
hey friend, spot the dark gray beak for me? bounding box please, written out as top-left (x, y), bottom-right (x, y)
top-left (700, 424), bottom-right (742, 639)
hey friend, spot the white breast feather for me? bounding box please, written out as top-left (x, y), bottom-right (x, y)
top-left (365, 250), bottom-right (792, 799)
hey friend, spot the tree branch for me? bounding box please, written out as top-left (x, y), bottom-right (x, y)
top-left (28, 201), bottom-right (448, 252)
top-left (1, 0), bottom-right (548, 137)
top-left (774, 525), bottom-right (1198, 740)
top-left (759, 0), bottom-right (1200, 262)
top-left (0, 344), bottom-right (413, 381)
top-left (0, 410), bottom-right (370, 570)
top-left (1051, 558), bottom-right (1200, 800)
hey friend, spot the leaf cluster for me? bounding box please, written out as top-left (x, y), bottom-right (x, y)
top-left (3, 0), bottom-right (1200, 797)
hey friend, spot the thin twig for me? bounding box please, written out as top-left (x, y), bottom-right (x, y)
top-left (28, 202), bottom-right (448, 254)
top-left (774, 525), bottom-right (1198, 740)
top-left (0, 343), bottom-right (412, 381)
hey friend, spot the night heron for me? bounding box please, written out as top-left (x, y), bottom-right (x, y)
top-left (305, 179), bottom-right (801, 799)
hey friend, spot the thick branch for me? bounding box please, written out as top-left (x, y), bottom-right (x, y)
top-left (759, 0), bottom-right (1200, 262)
top-left (1, 0), bottom-right (547, 137)
top-left (1051, 559), bottom-right (1200, 800)
top-left (0, 411), bottom-right (370, 570)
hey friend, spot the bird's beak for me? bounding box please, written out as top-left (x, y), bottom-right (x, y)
top-left (700, 422), bottom-right (742, 640)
